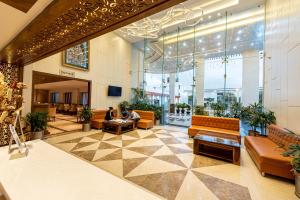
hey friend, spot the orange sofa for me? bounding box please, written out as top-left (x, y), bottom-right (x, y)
top-left (188, 115), bottom-right (241, 143)
top-left (91, 109), bottom-right (117, 129)
top-left (134, 110), bottom-right (155, 129)
top-left (245, 124), bottom-right (298, 179)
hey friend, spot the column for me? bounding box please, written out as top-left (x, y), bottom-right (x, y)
top-left (242, 50), bottom-right (260, 106)
top-left (195, 58), bottom-right (205, 105)
top-left (169, 73), bottom-right (176, 104)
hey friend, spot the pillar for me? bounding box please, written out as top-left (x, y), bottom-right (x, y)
top-left (242, 50), bottom-right (260, 106)
top-left (195, 58), bottom-right (205, 106)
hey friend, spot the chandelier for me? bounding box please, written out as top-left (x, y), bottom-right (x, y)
top-left (120, 3), bottom-right (204, 38)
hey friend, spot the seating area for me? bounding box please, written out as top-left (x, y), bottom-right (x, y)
top-left (245, 125), bottom-right (298, 179)
top-left (1, 0), bottom-right (300, 199)
top-left (188, 115), bottom-right (241, 143)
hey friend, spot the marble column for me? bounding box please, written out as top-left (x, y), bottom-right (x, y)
top-left (195, 58), bottom-right (205, 106)
top-left (242, 50), bottom-right (260, 106)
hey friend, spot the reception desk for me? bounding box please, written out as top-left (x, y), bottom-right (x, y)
top-left (32, 103), bottom-right (50, 113)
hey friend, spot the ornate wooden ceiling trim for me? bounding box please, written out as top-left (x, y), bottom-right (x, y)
top-left (0, 0), bottom-right (186, 66)
top-left (0, 0), bottom-right (38, 13)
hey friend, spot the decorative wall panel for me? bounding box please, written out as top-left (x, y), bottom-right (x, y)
top-left (0, 63), bottom-right (21, 146)
top-left (0, 0), bottom-right (185, 65)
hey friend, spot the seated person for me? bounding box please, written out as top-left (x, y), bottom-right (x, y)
top-left (128, 108), bottom-right (140, 123)
top-left (121, 109), bottom-right (129, 119)
top-left (105, 107), bottom-right (114, 121)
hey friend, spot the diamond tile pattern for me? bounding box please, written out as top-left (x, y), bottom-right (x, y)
top-left (47, 129), bottom-right (252, 200)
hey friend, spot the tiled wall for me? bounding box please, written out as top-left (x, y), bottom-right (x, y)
top-left (0, 63), bottom-right (22, 146)
top-left (264, 0), bottom-right (300, 134)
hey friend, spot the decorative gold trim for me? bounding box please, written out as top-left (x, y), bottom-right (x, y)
top-left (62, 41), bottom-right (90, 71)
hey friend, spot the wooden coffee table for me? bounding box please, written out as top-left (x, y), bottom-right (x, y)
top-left (102, 120), bottom-right (135, 135)
top-left (193, 135), bottom-right (241, 165)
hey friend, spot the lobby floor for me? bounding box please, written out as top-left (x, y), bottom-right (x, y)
top-left (47, 114), bottom-right (81, 135)
top-left (46, 127), bottom-right (296, 200)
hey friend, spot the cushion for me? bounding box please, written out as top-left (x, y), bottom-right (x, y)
top-left (245, 136), bottom-right (291, 165)
top-left (191, 115), bottom-right (239, 131)
top-left (190, 125), bottom-right (240, 136)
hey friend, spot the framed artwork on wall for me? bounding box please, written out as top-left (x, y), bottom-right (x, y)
top-left (62, 41), bottom-right (90, 71)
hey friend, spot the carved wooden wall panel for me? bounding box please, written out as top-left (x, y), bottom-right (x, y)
top-left (0, 0), bottom-right (185, 65)
top-left (0, 63), bottom-right (22, 147)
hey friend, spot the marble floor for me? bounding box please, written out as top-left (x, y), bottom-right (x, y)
top-left (47, 114), bottom-right (81, 135)
top-left (46, 127), bottom-right (296, 200)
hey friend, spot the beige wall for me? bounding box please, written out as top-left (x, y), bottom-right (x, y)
top-left (264, 0), bottom-right (300, 133)
top-left (23, 32), bottom-right (132, 115)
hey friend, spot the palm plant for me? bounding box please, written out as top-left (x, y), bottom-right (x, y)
top-left (283, 144), bottom-right (300, 173)
top-left (80, 106), bottom-right (93, 123)
top-left (211, 102), bottom-right (227, 117)
top-left (26, 112), bottom-right (48, 132)
top-left (229, 102), bottom-right (242, 118)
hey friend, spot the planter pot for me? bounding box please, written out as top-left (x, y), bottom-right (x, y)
top-left (82, 123), bottom-right (91, 132)
top-left (248, 130), bottom-right (260, 136)
top-left (295, 173), bottom-right (300, 198)
top-left (155, 119), bottom-right (160, 126)
top-left (31, 130), bottom-right (44, 140)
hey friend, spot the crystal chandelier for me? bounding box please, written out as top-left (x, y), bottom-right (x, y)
top-left (120, 3), bottom-right (204, 38)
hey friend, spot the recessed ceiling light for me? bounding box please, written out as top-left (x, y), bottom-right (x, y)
top-left (208, 15), bottom-right (212, 19)
top-left (202, 47), bottom-right (205, 51)
top-left (183, 42), bottom-right (187, 47)
top-left (236, 37), bottom-right (240, 41)
top-left (168, 51), bottom-right (172, 55)
top-left (204, 53), bottom-right (208, 56)
top-left (146, 47), bottom-right (150, 51)
top-left (238, 30), bottom-right (243, 34)
top-left (217, 42), bottom-right (221, 46)
top-left (168, 46), bottom-right (172, 49)
top-left (233, 46), bottom-right (237, 49)
top-left (198, 39), bottom-right (203, 43)
top-left (257, 32), bottom-right (262, 37)
top-left (216, 34), bottom-right (221, 39)
top-left (250, 42), bottom-right (254, 46)
top-left (217, 13), bottom-right (221, 16)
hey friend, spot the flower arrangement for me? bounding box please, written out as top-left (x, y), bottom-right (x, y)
top-left (0, 72), bottom-right (27, 125)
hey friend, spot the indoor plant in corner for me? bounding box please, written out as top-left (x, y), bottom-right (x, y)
top-left (283, 144), bottom-right (300, 198)
top-left (26, 112), bottom-right (48, 140)
top-left (80, 106), bottom-right (93, 132)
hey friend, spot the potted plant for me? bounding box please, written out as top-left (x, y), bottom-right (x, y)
top-left (119, 101), bottom-right (130, 112)
top-left (194, 105), bottom-right (209, 116)
top-left (241, 104), bottom-right (261, 136)
top-left (283, 144), bottom-right (300, 198)
top-left (186, 104), bottom-right (191, 115)
top-left (211, 102), bottom-right (226, 117)
top-left (154, 107), bottom-right (162, 125)
top-left (80, 106), bottom-right (93, 132)
top-left (175, 103), bottom-right (181, 115)
top-left (26, 112), bottom-right (48, 140)
top-left (229, 102), bottom-right (242, 118)
top-left (181, 103), bottom-right (187, 114)
top-left (260, 110), bottom-right (276, 135)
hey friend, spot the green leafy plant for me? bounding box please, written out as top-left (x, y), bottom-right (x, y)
top-left (194, 105), bottom-right (209, 116)
top-left (211, 102), bottom-right (227, 117)
top-left (80, 106), bottom-right (93, 123)
top-left (241, 103), bottom-right (276, 135)
top-left (26, 112), bottom-right (48, 132)
top-left (119, 101), bottom-right (130, 111)
top-left (131, 88), bottom-right (146, 103)
top-left (229, 102), bottom-right (242, 118)
top-left (283, 144), bottom-right (300, 173)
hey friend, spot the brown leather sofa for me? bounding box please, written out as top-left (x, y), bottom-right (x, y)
top-left (245, 124), bottom-right (298, 179)
top-left (188, 115), bottom-right (241, 143)
top-left (91, 109), bottom-right (117, 129)
top-left (134, 110), bottom-right (155, 129)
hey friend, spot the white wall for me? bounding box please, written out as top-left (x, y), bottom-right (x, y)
top-left (264, 0), bottom-right (300, 134)
top-left (23, 32), bottom-right (132, 115)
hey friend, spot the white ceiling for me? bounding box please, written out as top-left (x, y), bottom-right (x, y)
top-left (34, 80), bottom-right (88, 91)
top-left (0, 0), bottom-right (53, 50)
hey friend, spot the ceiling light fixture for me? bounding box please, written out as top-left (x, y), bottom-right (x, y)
top-left (119, 3), bottom-right (204, 38)
top-left (162, 7), bottom-right (263, 44)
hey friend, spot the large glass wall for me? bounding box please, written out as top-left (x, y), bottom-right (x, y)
top-left (139, 5), bottom-right (265, 127)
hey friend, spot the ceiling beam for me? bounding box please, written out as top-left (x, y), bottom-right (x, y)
top-left (0, 0), bottom-right (37, 13)
top-left (0, 0), bottom-right (186, 66)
